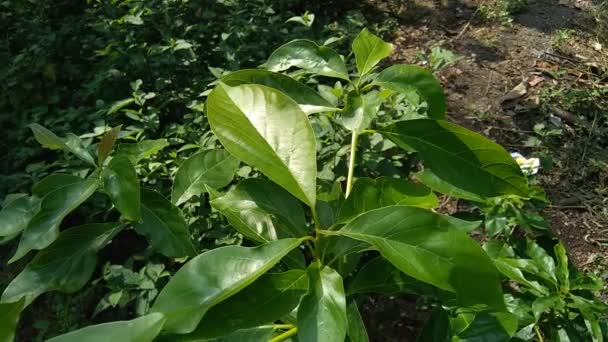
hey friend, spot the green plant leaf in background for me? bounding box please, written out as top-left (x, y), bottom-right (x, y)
top-left (210, 178), bottom-right (308, 242)
top-left (0, 299), bottom-right (25, 342)
top-left (375, 65), bottom-right (446, 119)
top-left (266, 39), bottom-right (350, 80)
top-left (135, 189), bottom-right (195, 258)
top-left (171, 149), bottom-right (240, 206)
top-left (29, 123), bottom-right (96, 166)
top-left (0, 195), bottom-right (41, 240)
top-left (337, 91), bottom-right (382, 133)
top-left (297, 262), bottom-right (347, 342)
top-left (151, 238), bottom-right (305, 334)
top-left (47, 313), bottom-right (165, 342)
top-left (207, 83), bottom-right (317, 207)
top-left (381, 119), bottom-right (529, 198)
top-left (97, 125), bottom-right (122, 165)
top-left (347, 301), bottom-right (369, 342)
top-left (352, 28), bottom-right (393, 77)
top-left (221, 69), bottom-right (338, 114)
top-left (115, 139), bottom-right (169, 164)
top-left (9, 178), bottom-right (99, 263)
top-left (102, 155), bottom-right (141, 222)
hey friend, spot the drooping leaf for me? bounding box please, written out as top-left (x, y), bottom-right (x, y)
top-left (181, 270), bottom-right (308, 339)
top-left (266, 39), bottom-right (349, 80)
top-left (207, 83), bottom-right (317, 207)
top-left (0, 195), bottom-right (41, 239)
top-left (97, 125), bottom-right (122, 165)
top-left (210, 178), bottom-right (308, 242)
top-left (2, 223), bottom-right (122, 306)
top-left (151, 238), bottom-right (305, 334)
top-left (47, 313), bottom-right (165, 342)
top-left (297, 262), bottom-right (347, 342)
top-left (327, 206), bottom-right (505, 310)
top-left (221, 69), bottom-right (337, 114)
top-left (0, 299), bottom-right (25, 342)
top-left (352, 28), bottom-right (393, 77)
top-left (375, 65), bottom-right (446, 119)
top-left (115, 139), bottom-right (169, 164)
top-left (135, 189), bottom-right (195, 258)
top-left (29, 124), bottom-right (96, 166)
top-left (454, 312), bottom-right (518, 341)
top-left (346, 301), bottom-right (369, 342)
top-left (416, 308), bottom-right (449, 342)
top-left (102, 156), bottom-right (141, 222)
top-left (9, 178), bottom-right (99, 263)
top-left (381, 119), bottom-right (529, 198)
top-left (414, 169), bottom-right (485, 202)
top-left (337, 91), bottom-right (382, 133)
top-left (171, 149), bottom-right (240, 206)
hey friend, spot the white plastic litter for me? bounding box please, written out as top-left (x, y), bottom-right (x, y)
top-left (510, 152), bottom-right (540, 175)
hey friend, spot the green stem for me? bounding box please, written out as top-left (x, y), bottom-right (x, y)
top-left (345, 131), bottom-right (359, 198)
top-left (272, 324), bottom-right (294, 330)
top-left (269, 327), bottom-right (298, 342)
top-left (534, 325), bottom-right (543, 342)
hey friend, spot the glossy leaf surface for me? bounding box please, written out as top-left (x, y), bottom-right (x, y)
top-left (0, 195), bottom-right (40, 238)
top-left (266, 39), bottom-right (349, 80)
top-left (337, 91), bottom-right (382, 133)
top-left (352, 28), bottom-right (393, 76)
top-left (29, 124), bottom-right (96, 166)
top-left (102, 155), bottom-right (141, 222)
top-left (346, 301), bottom-right (369, 342)
top-left (115, 139), bottom-right (169, 164)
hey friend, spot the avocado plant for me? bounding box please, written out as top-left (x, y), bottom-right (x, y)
top-left (0, 29), bottom-right (532, 341)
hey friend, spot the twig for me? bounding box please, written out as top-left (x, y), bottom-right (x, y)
top-left (454, 8), bottom-right (479, 41)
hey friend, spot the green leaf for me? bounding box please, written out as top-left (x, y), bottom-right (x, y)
top-left (532, 295), bottom-right (563, 321)
top-left (9, 178), bottom-right (99, 263)
top-left (29, 124), bottom-right (96, 166)
top-left (102, 156), bottom-right (141, 222)
top-left (115, 139), bottom-right (169, 164)
top-left (266, 39), bottom-right (349, 80)
top-left (338, 177), bottom-right (438, 223)
top-left (375, 65), bottom-right (446, 119)
top-left (352, 28), bottom-right (393, 77)
top-left (135, 189), bottom-right (195, 258)
top-left (328, 206), bottom-right (505, 310)
top-left (221, 69), bottom-right (337, 114)
top-left (454, 312), bottom-right (518, 341)
top-left (0, 299), bottom-right (25, 342)
top-left (381, 119), bottom-right (528, 198)
top-left (346, 301), bottom-right (369, 342)
top-left (207, 83), bottom-right (317, 207)
top-left (526, 240), bottom-right (557, 285)
top-left (211, 178), bottom-right (308, 243)
top-left (0, 195), bottom-right (41, 238)
top-left (1, 223), bottom-right (122, 306)
top-left (554, 242), bottom-right (570, 290)
top-left (107, 98), bottom-right (135, 115)
top-left (181, 270), bottom-right (308, 339)
top-left (416, 308), bottom-right (449, 342)
top-left (297, 262), bottom-right (347, 342)
top-left (47, 313), bottom-right (165, 342)
top-left (151, 238), bottom-right (305, 334)
top-left (414, 169), bottom-right (485, 202)
top-left (159, 326), bottom-right (277, 342)
top-left (494, 258), bottom-right (549, 297)
top-left (171, 149), bottom-right (240, 206)
top-left (32, 174), bottom-right (82, 197)
top-left (337, 91), bottom-right (382, 133)
top-left (97, 125), bottom-right (122, 165)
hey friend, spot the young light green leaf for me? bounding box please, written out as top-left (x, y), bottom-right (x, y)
top-left (0, 195), bottom-right (41, 238)
top-left (210, 178), bottom-right (308, 243)
top-left (107, 98), bottom-right (135, 115)
top-left (151, 238), bottom-right (305, 334)
top-left (207, 83), bottom-right (317, 207)
top-left (1, 223), bottom-right (122, 306)
top-left (29, 124), bottom-right (96, 166)
top-left (47, 313), bottom-right (165, 342)
top-left (9, 178), bottom-right (99, 263)
top-left (135, 189), bottom-right (195, 258)
top-left (352, 28), bottom-right (393, 77)
top-left (102, 156), bottom-right (141, 222)
top-left (375, 65), bottom-right (446, 119)
top-left (327, 206), bottom-right (505, 310)
top-left (171, 149), bottom-right (240, 206)
top-left (554, 242), bottom-right (570, 290)
top-left (221, 69), bottom-right (337, 114)
top-left (414, 169), bottom-right (485, 202)
top-left (337, 91), bottom-right (382, 133)
top-left (347, 301), bottom-right (369, 342)
top-left (115, 139), bottom-right (169, 164)
top-left (381, 119), bottom-right (529, 198)
top-left (266, 39), bottom-right (349, 80)
top-left (298, 262), bottom-right (347, 342)
top-left (97, 125), bottom-right (122, 165)
top-left (532, 295), bottom-right (563, 321)
top-left (0, 299), bottom-right (25, 342)
top-left (180, 270), bottom-right (308, 339)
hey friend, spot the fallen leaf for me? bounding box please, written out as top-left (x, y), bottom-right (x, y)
top-left (502, 82), bottom-right (527, 102)
top-left (528, 76), bottom-right (545, 87)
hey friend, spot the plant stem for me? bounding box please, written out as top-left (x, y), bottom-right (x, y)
top-left (345, 131), bottom-right (359, 198)
top-left (272, 324), bottom-right (294, 330)
top-left (269, 327), bottom-right (298, 342)
top-left (534, 325), bottom-right (543, 342)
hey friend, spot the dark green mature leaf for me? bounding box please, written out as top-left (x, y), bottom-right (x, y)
top-left (375, 65), bottom-right (446, 119)
top-left (9, 178), bottom-right (99, 263)
top-left (526, 240), bottom-right (557, 286)
top-left (160, 326), bottom-right (277, 342)
top-left (298, 262), bottom-right (347, 342)
top-left (328, 206), bottom-right (505, 310)
top-left (115, 139), bottom-right (169, 164)
top-left (221, 69), bottom-right (337, 114)
top-left (171, 149), bottom-right (240, 206)
top-left (454, 312), bottom-right (518, 341)
top-left (151, 238), bottom-right (305, 334)
top-left (29, 124), bottom-right (96, 166)
top-left (337, 91), bottom-right (382, 133)
top-left (266, 39), bottom-right (349, 80)
top-left (102, 156), bottom-right (141, 222)
top-left (347, 301), bottom-right (369, 342)
top-left (352, 28), bottom-right (393, 77)
top-left (0, 195), bottom-right (40, 239)
top-left (97, 125), bottom-right (122, 165)
top-left (32, 174), bottom-right (82, 197)
top-left (414, 169), bottom-right (485, 202)
top-left (183, 270), bottom-right (308, 339)
top-left (47, 313), bottom-right (165, 342)
top-left (417, 308), bottom-right (449, 342)
top-left (1, 223), bottom-right (122, 306)
top-left (338, 177), bottom-right (438, 223)
top-left (494, 258), bottom-right (549, 297)
top-left (0, 299), bottom-right (25, 342)
top-left (381, 119), bottom-right (528, 198)
top-left (207, 83), bottom-right (317, 207)
top-left (211, 178), bottom-right (308, 243)
top-left (135, 189), bottom-right (195, 258)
